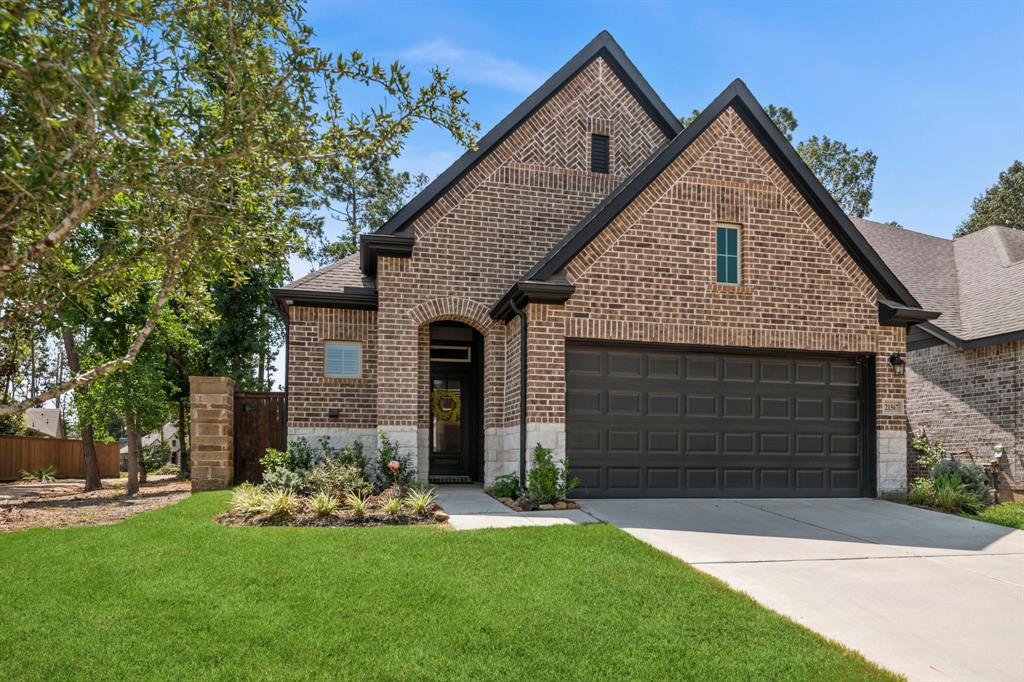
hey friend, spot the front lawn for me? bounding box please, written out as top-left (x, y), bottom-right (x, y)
top-left (0, 493), bottom-right (896, 681)
top-left (968, 501), bottom-right (1024, 529)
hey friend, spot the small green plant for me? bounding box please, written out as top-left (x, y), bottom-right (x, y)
top-left (230, 483), bottom-right (264, 517)
top-left (306, 460), bottom-right (371, 498)
top-left (261, 489), bottom-right (299, 519)
top-left (403, 488), bottom-right (436, 516)
top-left (490, 473), bottom-right (520, 499)
top-left (382, 495), bottom-right (403, 516)
top-left (262, 467), bottom-right (306, 492)
top-left (931, 475), bottom-right (983, 514)
top-left (907, 478), bottom-right (934, 506)
top-left (526, 444), bottom-right (579, 504)
top-left (20, 465), bottom-right (56, 482)
top-left (345, 492), bottom-right (368, 519)
top-left (374, 428), bottom-right (416, 490)
top-left (930, 459), bottom-right (991, 502)
top-left (309, 491), bottom-right (339, 517)
top-left (156, 463), bottom-right (181, 476)
top-left (911, 430), bottom-right (944, 471)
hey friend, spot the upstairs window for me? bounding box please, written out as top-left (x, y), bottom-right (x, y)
top-left (590, 134), bottom-right (609, 174)
top-left (325, 341), bottom-right (361, 378)
top-left (716, 225), bottom-right (740, 285)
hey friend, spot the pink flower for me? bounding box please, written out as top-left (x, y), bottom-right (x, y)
top-left (387, 460), bottom-right (400, 472)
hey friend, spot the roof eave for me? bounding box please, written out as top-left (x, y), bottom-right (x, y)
top-left (917, 321), bottom-right (1024, 350)
top-left (270, 286), bottom-right (379, 313)
top-left (490, 281), bottom-right (576, 321)
top-left (878, 299), bottom-right (941, 327)
top-left (359, 233), bottom-right (415, 276)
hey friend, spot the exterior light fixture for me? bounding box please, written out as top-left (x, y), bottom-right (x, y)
top-left (888, 353), bottom-right (906, 376)
top-left (993, 443), bottom-right (1005, 459)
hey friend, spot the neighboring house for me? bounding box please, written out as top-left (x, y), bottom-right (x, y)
top-left (119, 423), bottom-right (182, 469)
top-left (23, 408), bottom-right (65, 439)
top-left (272, 32), bottom-right (935, 498)
top-left (855, 219), bottom-right (1023, 495)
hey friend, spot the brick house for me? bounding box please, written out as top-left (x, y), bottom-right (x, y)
top-left (855, 219), bottom-right (1023, 495)
top-left (272, 32), bottom-right (936, 498)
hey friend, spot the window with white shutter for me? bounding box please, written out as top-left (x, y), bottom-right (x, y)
top-left (324, 341), bottom-right (361, 378)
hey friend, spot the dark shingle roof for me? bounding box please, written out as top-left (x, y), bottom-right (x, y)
top-left (853, 218), bottom-right (1024, 345)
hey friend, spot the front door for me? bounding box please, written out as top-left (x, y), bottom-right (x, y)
top-left (428, 327), bottom-right (482, 483)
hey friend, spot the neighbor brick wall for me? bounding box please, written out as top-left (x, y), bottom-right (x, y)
top-left (907, 341), bottom-right (1023, 486)
top-left (525, 105), bottom-right (906, 444)
top-left (286, 306), bottom-right (377, 429)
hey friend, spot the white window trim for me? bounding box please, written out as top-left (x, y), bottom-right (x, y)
top-left (324, 341), bottom-right (362, 379)
top-left (716, 223), bottom-right (742, 286)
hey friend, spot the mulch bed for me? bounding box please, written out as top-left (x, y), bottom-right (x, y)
top-left (216, 508), bottom-right (448, 528)
top-left (484, 489), bottom-right (579, 512)
top-left (0, 476), bottom-right (190, 533)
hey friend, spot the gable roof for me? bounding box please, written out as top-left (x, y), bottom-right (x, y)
top-left (492, 78), bottom-right (927, 321)
top-left (855, 218), bottom-right (1024, 348)
top-left (359, 30), bottom-right (682, 275)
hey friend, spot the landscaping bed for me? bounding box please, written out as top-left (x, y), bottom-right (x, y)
top-left (485, 489), bottom-right (579, 512)
top-left (0, 475), bottom-right (188, 533)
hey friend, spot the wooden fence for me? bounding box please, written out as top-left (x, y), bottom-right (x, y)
top-left (0, 435), bottom-right (120, 481)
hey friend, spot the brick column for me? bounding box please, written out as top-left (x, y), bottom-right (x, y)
top-left (189, 376), bottom-right (235, 491)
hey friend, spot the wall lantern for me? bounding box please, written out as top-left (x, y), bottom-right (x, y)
top-left (888, 353), bottom-right (906, 376)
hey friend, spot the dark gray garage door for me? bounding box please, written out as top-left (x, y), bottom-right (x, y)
top-left (566, 343), bottom-right (868, 498)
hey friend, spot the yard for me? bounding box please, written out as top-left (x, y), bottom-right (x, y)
top-left (0, 492), bottom-right (897, 681)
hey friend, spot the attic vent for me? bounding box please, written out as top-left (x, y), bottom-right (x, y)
top-left (590, 134), bottom-right (610, 174)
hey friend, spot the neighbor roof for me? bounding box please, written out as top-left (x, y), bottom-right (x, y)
top-left (854, 218), bottom-right (1024, 347)
top-left (493, 78), bottom-right (925, 320)
top-left (282, 254), bottom-right (371, 293)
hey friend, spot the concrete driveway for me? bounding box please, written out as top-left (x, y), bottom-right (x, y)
top-left (581, 498), bottom-right (1024, 682)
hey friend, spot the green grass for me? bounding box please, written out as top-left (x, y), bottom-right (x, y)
top-left (968, 501), bottom-right (1024, 529)
top-left (0, 493), bottom-right (897, 681)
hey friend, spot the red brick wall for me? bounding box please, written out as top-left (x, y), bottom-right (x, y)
top-left (526, 107), bottom-right (905, 433)
top-left (907, 341), bottom-right (1023, 485)
top-left (374, 56), bottom-right (670, 430)
top-left (286, 306), bottom-right (377, 429)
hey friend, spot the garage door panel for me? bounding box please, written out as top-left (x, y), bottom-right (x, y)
top-left (567, 343), bottom-right (866, 498)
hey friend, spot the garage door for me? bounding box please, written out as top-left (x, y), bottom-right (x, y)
top-left (566, 343), bottom-right (868, 498)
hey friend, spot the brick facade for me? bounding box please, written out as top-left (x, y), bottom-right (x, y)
top-left (907, 341), bottom-right (1023, 489)
top-left (282, 56), bottom-right (910, 491)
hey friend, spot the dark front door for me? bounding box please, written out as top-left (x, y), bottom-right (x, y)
top-left (233, 391), bottom-right (286, 484)
top-left (566, 342), bottom-right (869, 498)
top-left (428, 325), bottom-right (482, 483)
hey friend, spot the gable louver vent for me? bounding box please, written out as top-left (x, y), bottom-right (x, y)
top-left (591, 134), bottom-right (610, 174)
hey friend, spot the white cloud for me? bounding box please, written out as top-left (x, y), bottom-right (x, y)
top-left (401, 39), bottom-right (544, 94)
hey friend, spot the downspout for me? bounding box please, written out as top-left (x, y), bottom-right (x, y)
top-left (509, 298), bottom-right (528, 489)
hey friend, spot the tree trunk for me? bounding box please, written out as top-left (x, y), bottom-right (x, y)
top-left (138, 426), bottom-right (147, 484)
top-left (177, 397), bottom-right (188, 472)
top-left (63, 331), bottom-right (101, 491)
top-left (126, 415), bottom-right (140, 496)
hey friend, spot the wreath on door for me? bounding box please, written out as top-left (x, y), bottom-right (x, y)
top-left (431, 389), bottom-right (462, 423)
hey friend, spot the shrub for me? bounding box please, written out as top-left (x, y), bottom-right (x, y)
top-left (526, 444), bottom-right (579, 504)
top-left (141, 442), bottom-right (173, 473)
top-left (156, 463), bottom-right (181, 476)
top-left (907, 478), bottom-right (934, 506)
top-left (931, 475), bottom-right (984, 514)
top-left (20, 465), bottom-right (56, 482)
top-left (230, 483), bottom-right (264, 517)
top-left (262, 467), bottom-right (306, 492)
top-left (912, 430), bottom-right (944, 471)
top-left (317, 437), bottom-right (368, 474)
top-left (403, 488), bottom-right (436, 516)
top-left (930, 459), bottom-right (991, 503)
top-left (490, 473), bottom-right (520, 500)
top-left (374, 429), bottom-right (416, 490)
top-left (261, 448), bottom-right (292, 473)
top-left (345, 493), bottom-right (369, 519)
top-left (306, 460), bottom-right (371, 498)
top-left (309, 492), bottom-right (339, 517)
top-left (261, 489), bottom-right (300, 519)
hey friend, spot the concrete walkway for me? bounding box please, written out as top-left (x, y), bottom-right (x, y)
top-left (581, 498), bottom-right (1024, 682)
top-left (434, 485), bottom-right (596, 530)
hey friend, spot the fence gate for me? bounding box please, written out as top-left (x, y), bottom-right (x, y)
top-left (233, 391), bottom-right (286, 484)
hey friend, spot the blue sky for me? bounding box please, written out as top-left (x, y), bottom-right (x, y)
top-left (302, 0), bottom-right (1021, 245)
